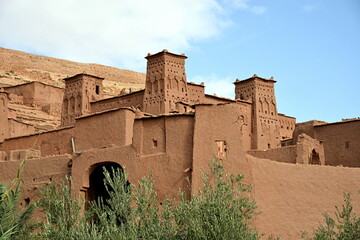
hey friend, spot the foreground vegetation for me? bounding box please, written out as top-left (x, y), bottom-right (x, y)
top-left (301, 192), bottom-right (360, 240)
top-left (0, 160), bottom-right (34, 240)
top-left (1, 159), bottom-right (261, 239)
top-left (0, 159), bottom-right (359, 239)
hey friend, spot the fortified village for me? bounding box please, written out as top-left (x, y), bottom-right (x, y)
top-left (0, 49), bottom-right (359, 239)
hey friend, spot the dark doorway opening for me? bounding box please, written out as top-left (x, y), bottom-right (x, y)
top-left (309, 149), bottom-right (320, 165)
top-left (88, 162), bottom-right (127, 205)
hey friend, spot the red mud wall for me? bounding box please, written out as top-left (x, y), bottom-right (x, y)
top-left (5, 82), bottom-right (63, 107)
top-left (0, 154), bottom-right (72, 206)
top-left (0, 92), bottom-right (8, 142)
top-left (247, 145), bottom-right (297, 164)
top-left (203, 95), bottom-right (234, 104)
top-left (278, 114), bottom-right (296, 140)
top-left (191, 103), bottom-right (248, 192)
top-left (72, 114), bottom-right (194, 202)
top-left (33, 82), bottom-right (63, 107)
top-left (8, 119), bottom-right (46, 138)
top-left (132, 114), bottom-right (194, 198)
top-left (242, 155), bottom-right (360, 239)
top-left (74, 108), bottom-right (135, 151)
top-left (4, 83), bottom-right (36, 105)
top-left (90, 90), bottom-right (144, 113)
top-left (0, 127), bottom-right (74, 157)
top-left (314, 120), bottom-right (360, 167)
top-left (187, 83), bottom-right (204, 104)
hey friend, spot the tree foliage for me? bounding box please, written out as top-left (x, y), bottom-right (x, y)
top-left (32, 158), bottom-right (261, 239)
top-left (301, 192), bottom-right (360, 240)
top-left (0, 160), bottom-right (34, 240)
top-left (5, 158), bottom-right (359, 239)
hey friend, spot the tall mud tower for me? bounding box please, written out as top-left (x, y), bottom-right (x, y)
top-left (143, 50), bottom-right (188, 115)
top-left (234, 75), bottom-right (281, 150)
top-left (60, 74), bottom-right (104, 127)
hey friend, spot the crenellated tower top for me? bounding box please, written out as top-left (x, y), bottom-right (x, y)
top-left (143, 50), bottom-right (188, 115)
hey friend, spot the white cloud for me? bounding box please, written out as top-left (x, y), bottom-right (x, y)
top-left (0, 0), bottom-right (267, 73)
top-left (189, 74), bottom-right (235, 99)
top-left (227, 0), bottom-right (249, 9)
top-left (0, 0), bottom-right (229, 71)
top-left (251, 6), bottom-right (267, 15)
top-left (224, 0), bottom-right (267, 15)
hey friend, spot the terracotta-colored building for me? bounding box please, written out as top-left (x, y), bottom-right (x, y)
top-left (0, 50), bottom-right (359, 239)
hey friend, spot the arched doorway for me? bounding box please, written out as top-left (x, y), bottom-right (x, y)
top-left (87, 162), bottom-right (127, 205)
top-left (309, 149), bottom-right (320, 165)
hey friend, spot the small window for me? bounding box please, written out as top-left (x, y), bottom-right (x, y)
top-left (214, 140), bottom-right (227, 160)
top-left (24, 198), bottom-right (30, 206)
top-left (345, 141), bottom-right (350, 149)
top-left (153, 139), bottom-right (158, 148)
top-left (95, 85), bottom-right (100, 94)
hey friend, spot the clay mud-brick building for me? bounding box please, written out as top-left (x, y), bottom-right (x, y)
top-left (0, 50), bottom-right (359, 239)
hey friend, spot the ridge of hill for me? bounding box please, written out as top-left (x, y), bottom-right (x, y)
top-left (0, 47), bottom-right (146, 134)
top-left (0, 47), bottom-right (146, 95)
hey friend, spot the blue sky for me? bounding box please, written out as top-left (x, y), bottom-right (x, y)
top-left (0, 0), bottom-right (359, 122)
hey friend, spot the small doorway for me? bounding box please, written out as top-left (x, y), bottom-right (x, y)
top-left (309, 149), bottom-right (320, 165)
top-left (88, 162), bottom-right (127, 205)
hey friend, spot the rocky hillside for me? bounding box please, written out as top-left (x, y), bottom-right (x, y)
top-left (0, 47), bottom-right (146, 135)
top-left (0, 47), bottom-right (146, 95)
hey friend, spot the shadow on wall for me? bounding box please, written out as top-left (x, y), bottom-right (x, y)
top-left (86, 162), bottom-right (130, 209)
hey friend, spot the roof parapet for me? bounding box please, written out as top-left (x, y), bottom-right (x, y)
top-left (234, 74), bottom-right (276, 84)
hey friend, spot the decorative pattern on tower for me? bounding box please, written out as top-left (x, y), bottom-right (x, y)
top-left (234, 74), bottom-right (281, 150)
top-left (60, 73), bottom-right (104, 127)
top-left (143, 50), bottom-right (188, 115)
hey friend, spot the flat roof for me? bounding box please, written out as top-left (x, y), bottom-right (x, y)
top-left (314, 118), bottom-right (360, 127)
top-left (63, 73), bottom-right (104, 81)
top-left (234, 74), bottom-right (276, 84)
top-left (3, 81), bottom-right (64, 90)
top-left (91, 89), bottom-right (144, 104)
top-left (75, 106), bottom-right (136, 120)
top-left (137, 112), bottom-right (194, 120)
top-left (278, 113), bottom-right (296, 119)
top-left (187, 82), bottom-right (205, 87)
top-left (145, 49), bottom-right (187, 60)
top-left (204, 94), bottom-right (236, 102)
top-left (4, 125), bottom-right (73, 141)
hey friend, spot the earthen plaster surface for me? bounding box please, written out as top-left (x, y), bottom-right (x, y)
top-left (0, 49), bottom-right (359, 239)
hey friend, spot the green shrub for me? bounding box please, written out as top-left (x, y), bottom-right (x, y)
top-left (301, 192), bottom-right (360, 240)
top-left (32, 177), bottom-right (87, 240)
top-left (31, 158), bottom-right (261, 239)
top-left (0, 160), bottom-right (34, 240)
top-left (172, 159), bottom-right (259, 240)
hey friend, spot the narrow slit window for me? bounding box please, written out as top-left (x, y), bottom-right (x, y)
top-left (153, 139), bottom-right (158, 148)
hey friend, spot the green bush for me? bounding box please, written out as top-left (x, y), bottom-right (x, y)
top-left (301, 192), bottom-right (360, 240)
top-left (32, 177), bottom-right (87, 240)
top-left (31, 158), bottom-right (261, 239)
top-left (3, 158), bottom-right (359, 240)
top-left (0, 160), bottom-right (34, 240)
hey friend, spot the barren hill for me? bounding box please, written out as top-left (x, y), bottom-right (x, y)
top-left (0, 47), bottom-right (146, 95)
top-left (0, 47), bottom-right (146, 134)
